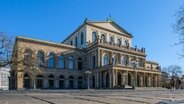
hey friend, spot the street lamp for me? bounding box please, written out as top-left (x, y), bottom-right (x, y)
top-left (85, 70), bottom-right (91, 89)
top-left (131, 61), bottom-right (137, 89)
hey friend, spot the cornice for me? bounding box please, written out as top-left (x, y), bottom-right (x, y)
top-left (86, 22), bottom-right (132, 38)
top-left (16, 36), bottom-right (83, 51)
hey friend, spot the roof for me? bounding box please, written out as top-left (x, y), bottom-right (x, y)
top-left (146, 60), bottom-right (159, 65)
top-left (16, 36), bottom-right (78, 49)
top-left (85, 19), bottom-right (132, 37)
top-left (62, 18), bottom-right (133, 43)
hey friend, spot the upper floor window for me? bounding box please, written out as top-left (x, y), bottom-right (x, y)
top-left (101, 34), bottom-right (106, 43)
top-left (124, 40), bottom-right (129, 46)
top-left (78, 57), bottom-right (82, 70)
top-left (48, 53), bottom-right (55, 68)
top-left (92, 56), bottom-right (96, 69)
top-left (75, 37), bottom-right (78, 47)
top-left (117, 38), bottom-right (121, 46)
top-left (92, 31), bottom-right (97, 42)
top-left (70, 40), bottom-right (73, 45)
top-left (24, 49), bottom-right (32, 63)
top-left (110, 36), bottom-right (114, 44)
top-left (68, 56), bottom-right (74, 69)
top-left (103, 54), bottom-right (109, 66)
top-left (81, 32), bottom-right (84, 45)
top-left (37, 51), bottom-right (44, 66)
top-left (121, 56), bottom-right (127, 65)
top-left (58, 55), bottom-right (64, 69)
top-left (112, 55), bottom-right (117, 65)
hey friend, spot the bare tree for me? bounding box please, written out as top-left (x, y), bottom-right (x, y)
top-left (0, 32), bottom-right (13, 67)
top-left (162, 65), bottom-right (182, 89)
top-left (12, 47), bottom-right (42, 89)
top-left (174, 4), bottom-right (184, 56)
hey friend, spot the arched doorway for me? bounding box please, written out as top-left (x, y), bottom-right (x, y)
top-left (137, 74), bottom-right (140, 87)
top-left (48, 75), bottom-right (54, 88)
top-left (106, 73), bottom-right (109, 88)
top-left (36, 75), bottom-right (43, 89)
top-left (92, 76), bottom-right (95, 88)
top-left (128, 73), bottom-right (131, 86)
top-left (117, 73), bottom-right (122, 86)
top-left (153, 76), bottom-right (157, 87)
top-left (24, 74), bottom-right (31, 89)
top-left (59, 75), bottom-right (65, 89)
top-left (69, 76), bottom-right (74, 88)
top-left (145, 76), bottom-right (148, 87)
top-left (78, 76), bottom-right (83, 89)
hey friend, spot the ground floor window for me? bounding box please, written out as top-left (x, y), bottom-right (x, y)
top-left (49, 80), bottom-right (54, 88)
top-left (69, 80), bottom-right (74, 88)
top-left (59, 80), bottom-right (64, 89)
top-left (36, 79), bottom-right (43, 88)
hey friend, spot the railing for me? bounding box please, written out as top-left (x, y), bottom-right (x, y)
top-left (87, 39), bottom-right (145, 54)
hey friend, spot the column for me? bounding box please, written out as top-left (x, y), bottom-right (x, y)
top-left (135, 71), bottom-right (137, 87)
top-left (17, 72), bottom-right (24, 90)
top-left (98, 49), bottom-right (101, 67)
top-left (96, 72), bottom-right (99, 88)
top-left (115, 69), bottom-right (118, 86)
top-left (55, 77), bottom-right (59, 89)
top-left (110, 52), bottom-right (113, 64)
top-left (143, 73), bottom-right (145, 87)
top-left (125, 71), bottom-right (128, 85)
top-left (43, 76), bottom-right (48, 89)
top-left (109, 70), bottom-right (112, 88)
top-left (112, 69), bottom-right (115, 87)
top-left (99, 71), bottom-right (102, 88)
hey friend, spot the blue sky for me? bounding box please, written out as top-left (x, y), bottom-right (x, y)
top-left (0, 0), bottom-right (184, 71)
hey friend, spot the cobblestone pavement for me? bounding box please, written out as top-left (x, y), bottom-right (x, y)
top-left (0, 89), bottom-right (184, 104)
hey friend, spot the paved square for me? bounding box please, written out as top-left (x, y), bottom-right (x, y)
top-left (0, 89), bottom-right (184, 104)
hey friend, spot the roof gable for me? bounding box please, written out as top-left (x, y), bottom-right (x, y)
top-left (86, 20), bottom-right (132, 37)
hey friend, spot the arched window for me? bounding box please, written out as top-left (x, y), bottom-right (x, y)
top-left (58, 55), bottom-right (64, 69)
top-left (81, 32), bottom-right (84, 45)
top-left (48, 53), bottom-right (55, 68)
top-left (121, 56), bottom-right (126, 65)
top-left (78, 57), bottom-right (82, 70)
top-left (37, 51), bottom-right (44, 66)
top-left (59, 75), bottom-right (64, 79)
top-left (24, 49), bottom-right (32, 62)
top-left (110, 36), bottom-right (114, 44)
top-left (112, 55), bottom-right (117, 65)
top-left (117, 38), bottom-right (121, 46)
top-left (92, 31), bottom-right (97, 42)
top-left (124, 40), bottom-right (129, 46)
top-left (103, 55), bottom-right (109, 66)
top-left (92, 56), bottom-right (96, 69)
top-left (48, 74), bottom-right (54, 88)
top-left (101, 34), bottom-right (106, 43)
top-left (68, 56), bottom-right (74, 69)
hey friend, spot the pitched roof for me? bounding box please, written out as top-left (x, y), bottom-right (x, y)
top-left (85, 19), bottom-right (133, 37)
top-left (62, 19), bottom-right (132, 43)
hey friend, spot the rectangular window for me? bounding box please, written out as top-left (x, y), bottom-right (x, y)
top-left (75, 37), bottom-right (78, 47)
top-left (70, 40), bottom-right (73, 45)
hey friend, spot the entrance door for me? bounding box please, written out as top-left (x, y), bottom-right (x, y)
top-left (59, 80), bottom-right (64, 89)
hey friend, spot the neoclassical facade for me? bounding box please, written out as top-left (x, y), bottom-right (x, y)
top-left (10, 19), bottom-right (161, 90)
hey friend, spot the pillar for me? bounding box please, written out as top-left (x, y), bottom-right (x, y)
top-left (96, 72), bottom-right (99, 88)
top-left (99, 71), bottom-right (102, 88)
top-left (17, 72), bottom-right (24, 90)
top-left (109, 70), bottom-right (112, 88)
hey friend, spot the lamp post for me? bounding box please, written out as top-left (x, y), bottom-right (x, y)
top-left (132, 61), bottom-right (137, 89)
top-left (85, 70), bottom-right (91, 89)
